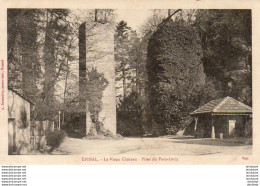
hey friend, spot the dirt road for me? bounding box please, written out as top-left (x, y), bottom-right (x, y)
top-left (59, 136), bottom-right (252, 156)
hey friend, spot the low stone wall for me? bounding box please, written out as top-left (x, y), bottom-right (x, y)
top-left (30, 120), bottom-right (54, 150)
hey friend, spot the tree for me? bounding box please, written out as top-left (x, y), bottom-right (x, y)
top-left (195, 10), bottom-right (252, 105)
top-left (8, 9), bottom-right (42, 102)
top-left (114, 21), bottom-right (140, 102)
top-left (116, 92), bottom-right (142, 136)
top-left (8, 9), bottom-right (77, 122)
top-left (140, 9), bottom-right (169, 36)
top-left (39, 9), bottom-right (74, 120)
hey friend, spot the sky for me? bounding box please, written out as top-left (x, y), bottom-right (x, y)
top-left (115, 9), bottom-right (153, 33)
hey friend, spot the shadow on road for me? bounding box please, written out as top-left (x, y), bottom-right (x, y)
top-left (172, 138), bottom-right (251, 146)
top-left (167, 136), bottom-right (195, 140)
top-left (65, 130), bottom-right (85, 139)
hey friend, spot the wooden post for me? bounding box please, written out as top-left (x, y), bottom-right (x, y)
top-left (211, 115), bottom-right (215, 139)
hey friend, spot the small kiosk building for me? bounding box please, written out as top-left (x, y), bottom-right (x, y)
top-left (190, 96), bottom-right (252, 139)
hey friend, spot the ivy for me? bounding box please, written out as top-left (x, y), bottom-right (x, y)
top-left (20, 108), bottom-right (28, 129)
top-left (83, 68), bottom-right (116, 137)
top-left (147, 19), bottom-right (208, 135)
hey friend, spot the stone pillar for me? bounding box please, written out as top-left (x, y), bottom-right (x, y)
top-left (194, 117), bottom-right (198, 133)
top-left (211, 116), bottom-right (215, 139)
top-left (86, 22), bottom-right (116, 134)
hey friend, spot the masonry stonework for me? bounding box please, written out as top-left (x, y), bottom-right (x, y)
top-left (86, 22), bottom-right (117, 134)
top-left (8, 90), bottom-right (31, 154)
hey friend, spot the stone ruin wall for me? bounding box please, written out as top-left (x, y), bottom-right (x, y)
top-left (85, 22), bottom-right (117, 134)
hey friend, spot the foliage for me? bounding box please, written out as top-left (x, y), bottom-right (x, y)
top-left (195, 10), bottom-right (252, 105)
top-left (85, 68), bottom-right (108, 117)
top-left (146, 10), bottom-right (251, 135)
top-left (46, 130), bottom-right (66, 152)
top-left (8, 9), bottom-right (42, 103)
top-left (8, 9), bottom-right (252, 138)
top-left (115, 20), bottom-right (152, 136)
top-left (147, 19), bottom-right (213, 135)
top-left (117, 92), bottom-right (143, 136)
top-left (114, 20), bottom-right (140, 101)
top-left (20, 108), bottom-right (28, 129)
top-left (139, 9), bottom-right (170, 36)
top-left (8, 9), bottom-right (77, 122)
top-left (41, 9), bottom-right (75, 120)
top-left (81, 68), bottom-right (116, 137)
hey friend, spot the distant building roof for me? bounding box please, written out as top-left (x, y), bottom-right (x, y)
top-left (191, 96), bottom-right (252, 115)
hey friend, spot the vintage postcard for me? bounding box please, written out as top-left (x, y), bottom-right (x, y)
top-left (0, 0), bottom-right (259, 165)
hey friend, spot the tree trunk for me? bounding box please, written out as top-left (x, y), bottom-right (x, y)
top-left (122, 63), bottom-right (126, 99)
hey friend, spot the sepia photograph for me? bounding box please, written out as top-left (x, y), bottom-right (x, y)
top-left (7, 8), bottom-right (252, 157)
